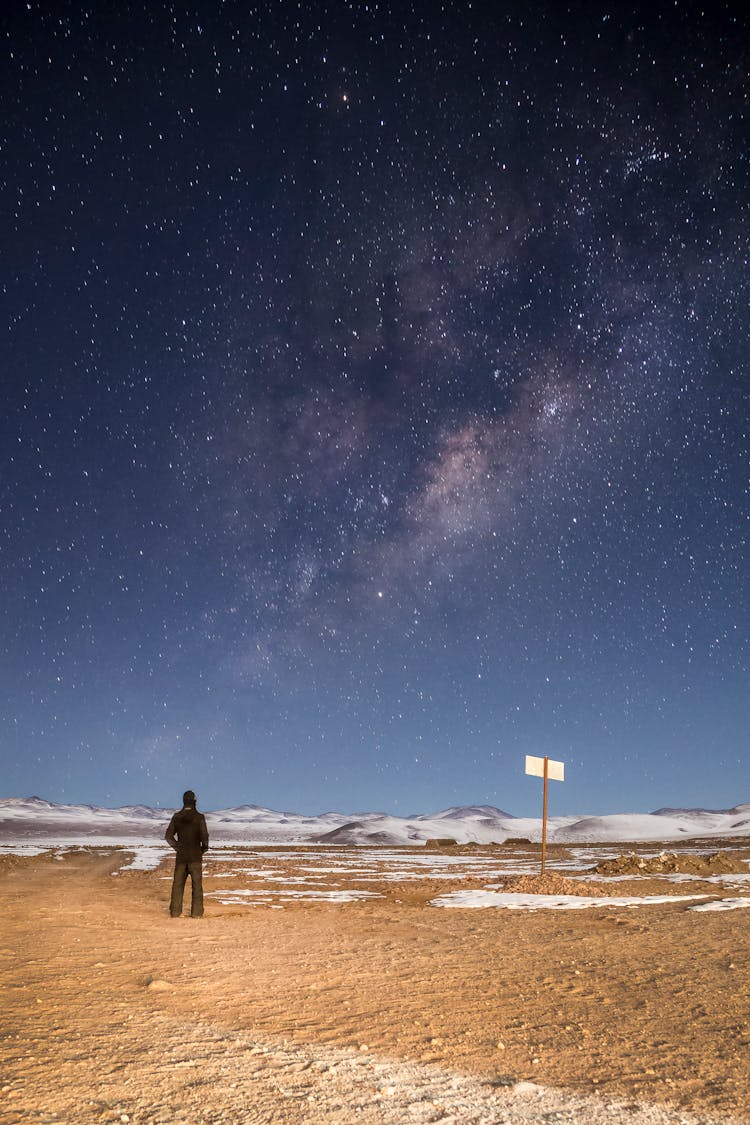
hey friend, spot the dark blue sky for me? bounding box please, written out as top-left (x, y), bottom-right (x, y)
top-left (2, 1), bottom-right (747, 815)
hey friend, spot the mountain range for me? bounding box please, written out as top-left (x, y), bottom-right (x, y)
top-left (1, 796), bottom-right (749, 845)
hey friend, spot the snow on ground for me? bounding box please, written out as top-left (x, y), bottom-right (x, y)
top-left (688, 897), bottom-right (750, 913)
top-left (0, 838), bottom-right (172, 871)
top-left (212, 888), bottom-right (386, 905)
top-left (3, 836), bottom-right (748, 911)
top-left (584, 871), bottom-right (750, 886)
top-left (2, 797), bottom-right (749, 911)
top-left (429, 890), bottom-right (713, 910)
top-left (0, 841), bottom-right (50, 858)
top-left (158, 850), bottom-right (749, 910)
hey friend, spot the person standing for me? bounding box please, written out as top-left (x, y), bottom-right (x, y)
top-left (165, 790), bottom-right (209, 918)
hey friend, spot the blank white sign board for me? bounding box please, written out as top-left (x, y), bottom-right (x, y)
top-left (525, 755), bottom-right (565, 782)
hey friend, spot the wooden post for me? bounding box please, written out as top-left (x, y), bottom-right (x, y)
top-left (541, 755), bottom-right (549, 876)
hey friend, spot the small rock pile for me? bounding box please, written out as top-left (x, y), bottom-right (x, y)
top-left (592, 850), bottom-right (748, 877)
top-left (500, 873), bottom-right (607, 896)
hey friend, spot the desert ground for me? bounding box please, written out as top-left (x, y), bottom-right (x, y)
top-left (1, 840), bottom-right (749, 1124)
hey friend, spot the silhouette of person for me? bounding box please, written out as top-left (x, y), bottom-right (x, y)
top-left (165, 790), bottom-right (209, 917)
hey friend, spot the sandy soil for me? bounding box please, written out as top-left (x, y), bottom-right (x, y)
top-left (1, 846), bottom-right (749, 1124)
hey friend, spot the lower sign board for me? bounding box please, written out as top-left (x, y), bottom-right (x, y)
top-left (525, 755), bottom-right (565, 782)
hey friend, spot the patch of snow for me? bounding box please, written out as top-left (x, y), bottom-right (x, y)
top-left (216, 898), bottom-right (285, 908)
top-left (429, 890), bottom-right (710, 910)
top-left (0, 842), bottom-right (50, 857)
top-left (115, 846), bottom-right (171, 872)
top-left (207, 888), bottom-right (384, 903)
top-left (687, 897), bottom-right (750, 912)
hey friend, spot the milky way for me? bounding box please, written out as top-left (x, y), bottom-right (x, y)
top-left (2, 2), bottom-right (747, 814)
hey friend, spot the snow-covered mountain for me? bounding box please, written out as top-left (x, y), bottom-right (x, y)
top-left (428, 805), bottom-right (516, 821)
top-left (1, 796), bottom-right (749, 845)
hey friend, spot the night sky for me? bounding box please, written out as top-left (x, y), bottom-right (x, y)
top-left (2, 2), bottom-right (748, 817)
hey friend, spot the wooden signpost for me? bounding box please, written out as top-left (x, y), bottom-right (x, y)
top-left (525, 755), bottom-right (565, 876)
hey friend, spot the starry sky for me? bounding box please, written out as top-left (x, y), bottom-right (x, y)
top-left (2, 1), bottom-right (748, 817)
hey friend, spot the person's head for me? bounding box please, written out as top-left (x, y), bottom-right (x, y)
top-left (182, 789), bottom-right (197, 808)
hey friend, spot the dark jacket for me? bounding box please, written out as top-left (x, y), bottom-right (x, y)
top-left (165, 806), bottom-right (209, 863)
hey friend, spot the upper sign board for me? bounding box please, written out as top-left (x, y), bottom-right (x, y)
top-left (525, 755), bottom-right (565, 782)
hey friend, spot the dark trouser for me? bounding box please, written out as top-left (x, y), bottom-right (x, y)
top-left (169, 860), bottom-right (204, 917)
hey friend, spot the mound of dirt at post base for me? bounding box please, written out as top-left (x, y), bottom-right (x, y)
top-left (592, 849), bottom-right (749, 877)
top-left (500, 873), bottom-right (608, 896)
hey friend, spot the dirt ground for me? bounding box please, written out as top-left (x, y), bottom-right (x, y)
top-left (1, 845), bottom-right (749, 1124)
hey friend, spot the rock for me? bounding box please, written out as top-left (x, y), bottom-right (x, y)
top-left (592, 848), bottom-right (748, 877)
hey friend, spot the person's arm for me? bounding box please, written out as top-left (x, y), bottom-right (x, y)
top-left (165, 814), bottom-right (178, 850)
top-left (200, 813), bottom-right (209, 853)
